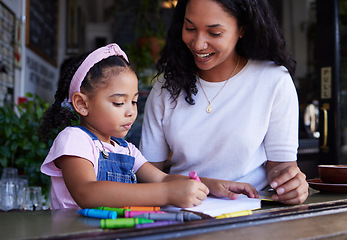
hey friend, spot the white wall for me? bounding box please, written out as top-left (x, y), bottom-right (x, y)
top-left (2, 0), bottom-right (26, 104)
top-left (1, 0), bottom-right (67, 103)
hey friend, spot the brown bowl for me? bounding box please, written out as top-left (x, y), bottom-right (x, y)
top-left (318, 165), bottom-right (347, 184)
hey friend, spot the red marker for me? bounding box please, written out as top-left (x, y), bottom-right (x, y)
top-left (189, 171), bottom-right (201, 182)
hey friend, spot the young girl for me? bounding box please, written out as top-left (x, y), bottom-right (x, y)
top-left (39, 43), bottom-right (258, 209)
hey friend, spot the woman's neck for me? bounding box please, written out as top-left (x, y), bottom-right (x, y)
top-left (198, 56), bottom-right (247, 82)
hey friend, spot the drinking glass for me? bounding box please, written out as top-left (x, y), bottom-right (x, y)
top-left (1, 167), bottom-right (18, 181)
top-left (17, 177), bottom-right (29, 210)
top-left (32, 186), bottom-right (42, 210)
top-left (1, 181), bottom-right (18, 211)
top-left (23, 186), bottom-right (41, 211)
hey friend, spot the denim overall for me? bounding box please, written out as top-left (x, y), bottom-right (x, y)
top-left (76, 126), bottom-right (137, 183)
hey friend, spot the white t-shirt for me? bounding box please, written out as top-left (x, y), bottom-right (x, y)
top-left (41, 126), bottom-right (147, 209)
top-left (140, 60), bottom-right (298, 191)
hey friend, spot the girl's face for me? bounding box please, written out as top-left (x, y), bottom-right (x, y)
top-left (182, 0), bottom-right (242, 74)
top-left (82, 69), bottom-right (139, 142)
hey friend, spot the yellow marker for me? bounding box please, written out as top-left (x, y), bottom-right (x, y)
top-left (258, 195), bottom-right (274, 201)
top-left (215, 210), bottom-right (253, 219)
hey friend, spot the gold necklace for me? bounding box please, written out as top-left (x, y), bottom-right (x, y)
top-left (198, 56), bottom-right (240, 113)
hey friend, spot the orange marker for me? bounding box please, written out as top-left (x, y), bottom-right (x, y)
top-left (122, 206), bottom-right (161, 211)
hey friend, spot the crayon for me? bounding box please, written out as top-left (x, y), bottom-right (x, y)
top-left (122, 206), bottom-right (161, 211)
top-left (135, 212), bottom-right (201, 222)
top-left (100, 218), bottom-right (154, 229)
top-left (78, 209), bottom-right (118, 219)
top-left (95, 207), bottom-right (130, 217)
top-left (124, 210), bottom-right (168, 218)
top-left (135, 221), bottom-right (181, 229)
top-left (215, 210), bottom-right (253, 219)
top-left (78, 216), bottom-right (101, 227)
top-left (164, 209), bottom-right (203, 220)
top-left (179, 211), bottom-right (202, 220)
top-left (189, 171), bottom-right (201, 182)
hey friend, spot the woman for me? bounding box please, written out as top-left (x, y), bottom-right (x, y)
top-left (140, 0), bottom-right (308, 205)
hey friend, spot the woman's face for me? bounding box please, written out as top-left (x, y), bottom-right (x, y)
top-left (182, 0), bottom-right (242, 73)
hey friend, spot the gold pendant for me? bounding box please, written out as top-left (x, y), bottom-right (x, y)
top-left (207, 104), bottom-right (213, 113)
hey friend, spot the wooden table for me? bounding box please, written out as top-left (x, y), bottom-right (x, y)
top-left (2, 190), bottom-right (347, 240)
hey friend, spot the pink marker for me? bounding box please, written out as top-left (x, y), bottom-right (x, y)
top-left (124, 211), bottom-right (168, 218)
top-left (189, 171), bottom-right (201, 182)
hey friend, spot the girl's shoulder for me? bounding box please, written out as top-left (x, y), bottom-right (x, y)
top-left (56, 126), bottom-right (90, 138)
top-left (54, 126), bottom-right (94, 146)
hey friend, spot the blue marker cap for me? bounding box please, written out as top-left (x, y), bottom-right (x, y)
top-left (78, 209), bottom-right (118, 219)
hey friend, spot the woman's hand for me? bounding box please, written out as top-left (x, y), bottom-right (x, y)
top-left (201, 177), bottom-right (258, 200)
top-left (166, 180), bottom-right (209, 208)
top-left (266, 161), bottom-right (309, 205)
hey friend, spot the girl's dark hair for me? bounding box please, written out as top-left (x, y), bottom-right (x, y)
top-left (156, 0), bottom-right (296, 105)
top-left (38, 54), bottom-right (130, 140)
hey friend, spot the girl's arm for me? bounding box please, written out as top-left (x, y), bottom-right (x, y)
top-left (55, 156), bottom-right (208, 209)
top-left (149, 161), bottom-right (167, 171)
top-left (266, 161), bottom-right (309, 205)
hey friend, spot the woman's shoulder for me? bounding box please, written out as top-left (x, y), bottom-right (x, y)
top-left (244, 60), bottom-right (291, 81)
top-left (241, 60), bottom-right (294, 90)
top-left (247, 59), bottom-right (289, 73)
top-left (151, 76), bottom-right (166, 89)
top-left (147, 76), bottom-right (172, 101)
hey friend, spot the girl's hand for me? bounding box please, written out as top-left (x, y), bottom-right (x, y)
top-left (166, 180), bottom-right (209, 208)
top-left (266, 161), bottom-right (309, 205)
top-left (201, 178), bottom-right (258, 200)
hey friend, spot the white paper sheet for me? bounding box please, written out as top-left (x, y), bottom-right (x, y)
top-left (163, 195), bottom-right (261, 217)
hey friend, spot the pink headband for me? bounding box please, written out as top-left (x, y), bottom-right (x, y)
top-left (68, 43), bottom-right (129, 102)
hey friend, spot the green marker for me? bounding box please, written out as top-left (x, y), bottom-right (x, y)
top-left (101, 218), bottom-right (154, 229)
top-left (95, 207), bottom-right (130, 217)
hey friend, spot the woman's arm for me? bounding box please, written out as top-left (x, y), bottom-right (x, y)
top-left (56, 156), bottom-right (208, 208)
top-left (266, 161), bottom-right (309, 205)
top-left (145, 160), bottom-right (258, 200)
top-left (199, 177), bottom-right (259, 199)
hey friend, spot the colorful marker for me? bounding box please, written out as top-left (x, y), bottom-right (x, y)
top-left (164, 209), bottom-right (203, 220)
top-left (122, 206), bottom-right (161, 211)
top-left (135, 221), bottom-right (181, 229)
top-left (215, 210), bottom-right (253, 219)
top-left (100, 218), bottom-right (154, 229)
top-left (135, 212), bottom-right (201, 222)
top-left (95, 207), bottom-right (130, 217)
top-left (189, 171), bottom-right (201, 182)
top-left (179, 211), bottom-right (202, 221)
top-left (124, 210), bottom-right (168, 218)
top-left (78, 209), bottom-right (118, 219)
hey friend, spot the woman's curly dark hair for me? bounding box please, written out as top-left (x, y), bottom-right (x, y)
top-left (38, 53), bottom-right (130, 141)
top-left (156, 0), bottom-right (296, 105)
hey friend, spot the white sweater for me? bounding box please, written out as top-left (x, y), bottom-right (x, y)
top-left (140, 60), bottom-right (298, 191)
